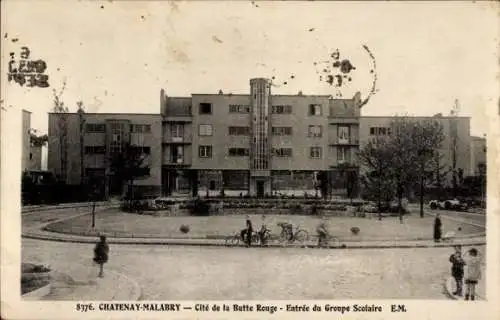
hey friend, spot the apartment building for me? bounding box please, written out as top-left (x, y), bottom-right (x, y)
top-left (22, 109), bottom-right (42, 171)
top-left (470, 135), bottom-right (486, 176)
top-left (359, 115), bottom-right (473, 186)
top-left (48, 78), bottom-right (361, 198)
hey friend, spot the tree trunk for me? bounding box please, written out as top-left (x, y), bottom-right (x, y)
top-left (377, 172), bottom-right (382, 221)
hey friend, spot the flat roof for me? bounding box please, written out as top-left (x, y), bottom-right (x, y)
top-left (360, 115), bottom-right (471, 119)
top-left (48, 112), bottom-right (160, 116)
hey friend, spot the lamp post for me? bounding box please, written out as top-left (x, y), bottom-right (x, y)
top-left (418, 148), bottom-right (431, 218)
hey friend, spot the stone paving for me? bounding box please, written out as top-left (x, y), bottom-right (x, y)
top-left (20, 204), bottom-right (487, 300)
top-left (22, 238), bottom-right (486, 300)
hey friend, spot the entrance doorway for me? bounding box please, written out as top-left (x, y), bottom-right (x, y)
top-left (256, 180), bottom-right (265, 197)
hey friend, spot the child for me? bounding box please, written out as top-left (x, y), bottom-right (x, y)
top-left (240, 216), bottom-right (253, 247)
top-left (258, 215), bottom-right (269, 245)
top-left (316, 216), bottom-right (328, 247)
top-left (449, 245), bottom-right (465, 296)
top-left (93, 235), bottom-right (109, 278)
top-left (464, 248), bottom-right (482, 301)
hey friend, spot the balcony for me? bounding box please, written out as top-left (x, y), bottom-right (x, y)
top-left (328, 138), bottom-right (360, 146)
top-left (163, 157), bottom-right (192, 167)
top-left (163, 135), bottom-right (192, 144)
top-left (163, 116), bottom-right (193, 123)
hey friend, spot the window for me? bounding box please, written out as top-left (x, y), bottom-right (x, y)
top-left (273, 148), bottom-right (293, 157)
top-left (310, 146), bottom-right (322, 158)
top-left (228, 148), bottom-right (249, 156)
top-left (337, 147), bottom-right (348, 163)
top-left (209, 180), bottom-right (216, 190)
top-left (338, 126), bottom-right (350, 144)
top-left (199, 103), bottom-right (212, 114)
top-left (308, 125), bottom-right (323, 138)
top-left (370, 127), bottom-right (391, 136)
top-left (130, 146), bottom-right (150, 155)
top-left (29, 153), bottom-right (33, 160)
top-left (272, 127), bottom-right (293, 136)
top-left (130, 124), bottom-right (151, 133)
top-left (199, 145), bottom-right (212, 158)
top-left (86, 123), bottom-right (105, 133)
top-left (309, 104), bottom-right (322, 116)
top-left (228, 126), bottom-right (250, 135)
top-left (199, 124), bottom-right (213, 136)
top-left (171, 124), bottom-right (184, 138)
top-left (272, 105), bottom-right (292, 114)
top-left (85, 146), bottom-right (106, 154)
top-left (229, 104), bottom-right (250, 113)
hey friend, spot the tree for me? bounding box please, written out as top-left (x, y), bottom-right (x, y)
top-left (29, 129), bottom-right (48, 147)
top-left (358, 118), bottom-right (444, 222)
top-left (76, 101), bottom-right (86, 184)
top-left (108, 143), bottom-right (151, 203)
top-left (358, 136), bottom-right (395, 220)
top-left (51, 81), bottom-right (68, 181)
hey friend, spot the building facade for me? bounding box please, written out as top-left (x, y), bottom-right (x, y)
top-left (48, 78), bottom-right (361, 198)
top-left (22, 110), bottom-right (42, 171)
top-left (359, 115), bottom-right (473, 187)
top-left (470, 135), bottom-right (486, 176)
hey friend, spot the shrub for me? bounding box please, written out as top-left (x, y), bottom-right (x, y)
top-left (180, 224), bottom-right (190, 234)
top-left (190, 198), bottom-right (210, 216)
top-left (350, 227), bottom-right (360, 235)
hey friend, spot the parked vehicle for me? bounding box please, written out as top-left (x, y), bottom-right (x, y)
top-left (428, 199), bottom-right (468, 211)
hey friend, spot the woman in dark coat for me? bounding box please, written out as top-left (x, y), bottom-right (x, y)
top-left (433, 213), bottom-right (442, 242)
top-left (93, 235), bottom-right (109, 278)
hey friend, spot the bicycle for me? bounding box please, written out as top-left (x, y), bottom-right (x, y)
top-left (225, 230), bottom-right (260, 246)
top-left (317, 233), bottom-right (341, 248)
top-left (277, 222), bottom-right (309, 246)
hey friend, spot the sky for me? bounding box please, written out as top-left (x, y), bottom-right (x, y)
top-left (1, 1), bottom-right (499, 138)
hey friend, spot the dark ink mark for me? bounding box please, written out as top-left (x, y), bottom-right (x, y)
top-left (370, 69), bottom-right (374, 73)
top-left (308, 28), bottom-right (315, 32)
top-left (340, 59), bottom-right (355, 73)
top-left (141, 15), bottom-right (145, 20)
top-left (57, 68), bottom-right (60, 71)
top-left (12, 38), bottom-right (19, 43)
top-left (348, 77), bottom-right (352, 82)
top-left (251, 1), bottom-right (259, 8)
top-left (313, 62), bottom-right (317, 66)
top-left (212, 36), bottom-right (223, 43)
top-left (271, 76), bottom-right (275, 80)
top-left (283, 81), bottom-right (288, 85)
top-left (333, 61), bottom-right (340, 68)
top-left (100, 5), bottom-right (104, 9)
top-left (331, 49), bottom-right (340, 60)
top-left (326, 75), bottom-right (334, 85)
top-left (3, 33), bottom-right (7, 39)
top-left (290, 75), bottom-right (295, 79)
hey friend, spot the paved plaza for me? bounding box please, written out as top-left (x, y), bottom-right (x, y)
top-left (22, 238), bottom-right (486, 300)
top-left (20, 205), bottom-right (486, 300)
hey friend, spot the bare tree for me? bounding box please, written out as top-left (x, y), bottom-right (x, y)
top-left (51, 81), bottom-right (68, 182)
top-left (108, 143), bottom-right (151, 207)
top-left (358, 136), bottom-right (395, 220)
top-left (76, 101), bottom-right (86, 184)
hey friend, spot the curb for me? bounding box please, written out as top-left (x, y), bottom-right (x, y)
top-left (22, 202), bottom-right (112, 214)
top-left (22, 232), bottom-right (486, 250)
top-left (107, 269), bottom-right (143, 301)
top-left (22, 282), bottom-right (52, 300)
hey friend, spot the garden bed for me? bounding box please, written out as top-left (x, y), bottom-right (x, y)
top-left (21, 263), bottom-right (52, 295)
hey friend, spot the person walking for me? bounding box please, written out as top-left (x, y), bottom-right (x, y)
top-left (433, 213), bottom-right (442, 242)
top-left (93, 235), bottom-right (109, 278)
top-left (449, 245), bottom-right (465, 296)
top-left (240, 216), bottom-right (253, 247)
top-left (464, 248), bottom-right (482, 301)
